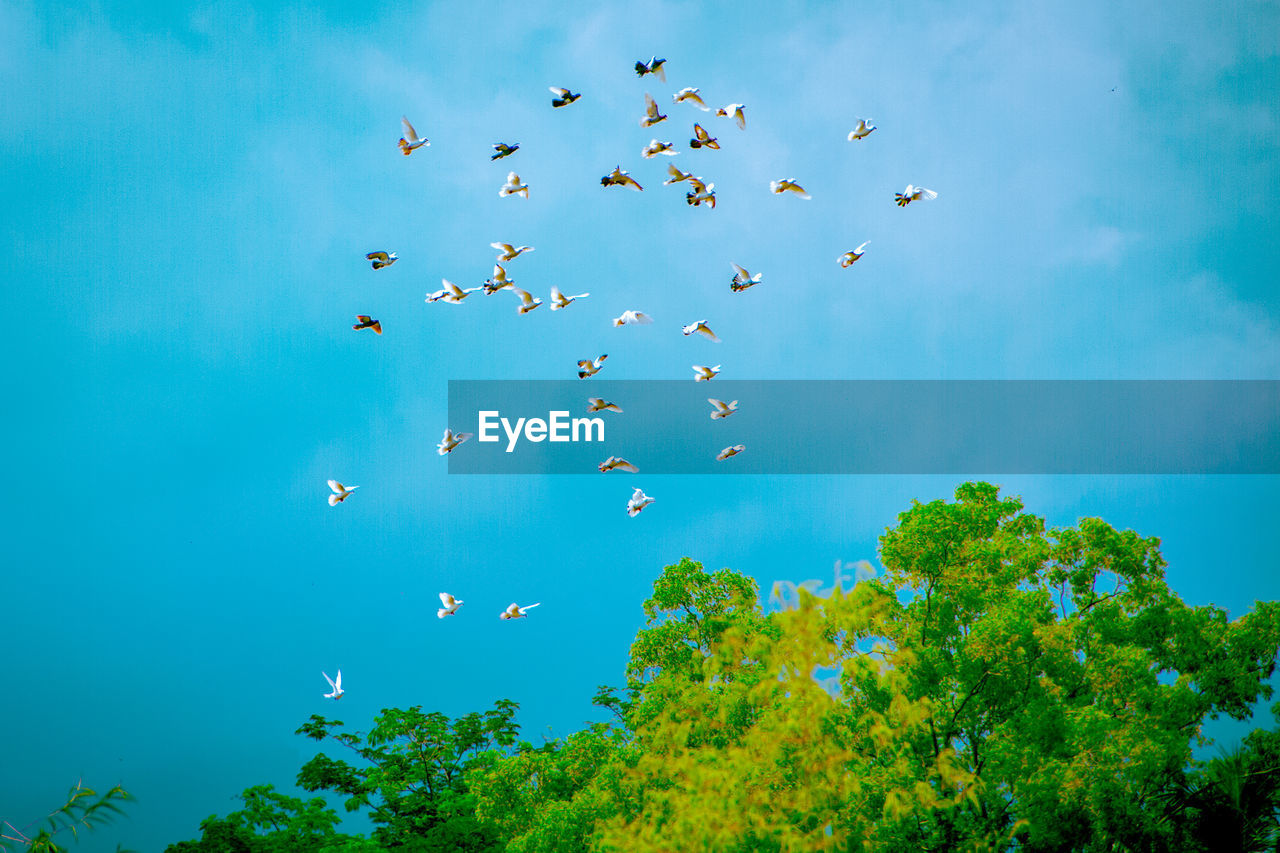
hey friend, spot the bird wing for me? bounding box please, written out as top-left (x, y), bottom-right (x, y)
top-left (617, 460), bottom-right (639, 473)
top-left (549, 86), bottom-right (568, 96)
top-left (327, 480), bottom-right (343, 493)
top-left (366, 252), bottom-right (388, 262)
top-left (323, 671), bottom-right (337, 689)
top-left (440, 592), bottom-right (456, 607)
top-left (550, 286), bottom-right (565, 303)
top-left (855, 240), bottom-right (870, 253)
top-left (444, 279), bottom-right (466, 298)
top-left (709, 398), bottom-right (727, 411)
top-left (513, 287), bottom-right (535, 307)
top-left (644, 92), bottom-right (659, 118)
top-left (520, 603), bottom-right (541, 614)
top-left (731, 263), bottom-right (750, 280)
top-left (401, 116), bottom-right (418, 141)
top-left (698, 325), bottom-right (720, 342)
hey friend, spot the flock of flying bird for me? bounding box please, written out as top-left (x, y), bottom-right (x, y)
top-left (320, 55), bottom-right (938, 699)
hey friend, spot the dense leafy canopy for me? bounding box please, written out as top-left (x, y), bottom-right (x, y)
top-left (163, 483), bottom-right (1280, 852)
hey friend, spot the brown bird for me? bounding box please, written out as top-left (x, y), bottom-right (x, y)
top-left (577, 354), bottom-right (609, 378)
top-left (353, 315), bottom-right (382, 334)
top-left (601, 165), bottom-right (643, 191)
top-left (690, 123), bottom-right (720, 150)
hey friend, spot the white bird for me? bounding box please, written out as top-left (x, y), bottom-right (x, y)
top-left (327, 480), bottom-right (358, 506)
top-left (512, 287), bottom-right (542, 313)
top-left (838, 241), bottom-right (870, 267)
top-left (601, 165), bottom-right (643, 191)
top-left (366, 251), bottom-right (397, 270)
top-left (500, 601), bottom-right (541, 620)
top-left (717, 444), bottom-right (746, 460)
top-left (683, 320), bottom-right (721, 342)
top-left (635, 56), bottom-right (667, 81)
top-left (598, 456), bottom-right (639, 473)
top-left (550, 287), bottom-right (589, 310)
top-left (642, 139), bottom-right (678, 158)
top-left (895, 184), bottom-right (937, 206)
top-left (500, 171), bottom-right (529, 199)
top-left (483, 264), bottom-right (514, 295)
top-left (438, 592), bottom-right (464, 619)
top-left (730, 263), bottom-right (762, 292)
top-left (613, 310), bottom-right (654, 327)
top-left (437, 429), bottom-right (474, 455)
top-left (685, 175), bottom-right (716, 208)
top-left (708, 398), bottom-right (738, 419)
top-left (587, 398), bottom-right (622, 413)
top-left (577, 354), bottom-right (609, 378)
top-left (692, 364), bottom-right (721, 382)
top-left (690, 123), bottom-right (719, 149)
top-left (398, 117), bottom-right (429, 155)
top-left (627, 487), bottom-right (655, 517)
top-left (770, 178), bottom-right (811, 199)
top-left (322, 670), bottom-right (344, 700)
top-left (549, 86), bottom-right (581, 108)
top-left (640, 92), bottom-right (667, 128)
top-left (847, 118), bottom-right (876, 141)
top-left (664, 163), bottom-right (694, 185)
top-left (426, 279), bottom-right (480, 304)
top-left (715, 103), bottom-right (746, 129)
top-left (491, 242), bottom-right (534, 262)
top-left (673, 87), bottom-right (710, 110)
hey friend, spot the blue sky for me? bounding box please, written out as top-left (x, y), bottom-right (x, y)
top-left (1, 0), bottom-right (1278, 849)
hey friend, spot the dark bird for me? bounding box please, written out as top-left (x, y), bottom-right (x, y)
top-left (353, 315), bottom-right (382, 334)
top-left (491, 142), bottom-right (520, 160)
top-left (550, 87), bottom-right (581, 108)
top-left (635, 57), bottom-right (667, 81)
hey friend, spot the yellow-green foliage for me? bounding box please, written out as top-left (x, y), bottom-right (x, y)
top-left (468, 483), bottom-right (1280, 853)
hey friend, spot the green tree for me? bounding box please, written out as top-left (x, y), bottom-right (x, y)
top-left (469, 483), bottom-right (1280, 852)
top-left (163, 784), bottom-right (350, 852)
top-left (293, 700), bottom-right (519, 849)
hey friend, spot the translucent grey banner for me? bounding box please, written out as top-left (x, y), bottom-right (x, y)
top-left (445, 381), bottom-right (1280, 474)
